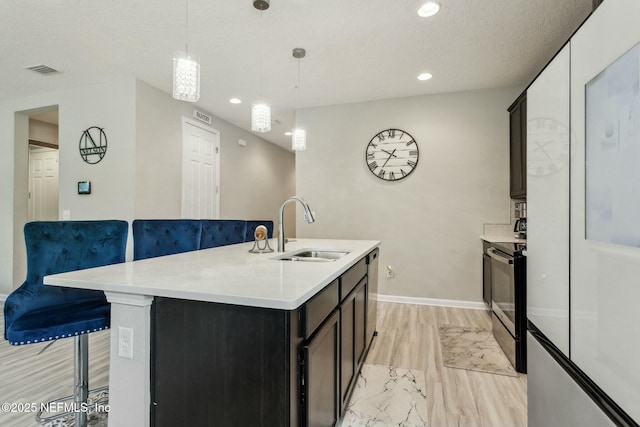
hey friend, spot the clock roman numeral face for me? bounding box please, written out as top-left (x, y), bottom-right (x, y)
top-left (365, 128), bottom-right (419, 181)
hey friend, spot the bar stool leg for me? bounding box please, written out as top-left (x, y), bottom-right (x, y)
top-left (74, 334), bottom-right (89, 427)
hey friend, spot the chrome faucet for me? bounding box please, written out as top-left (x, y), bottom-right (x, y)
top-left (278, 196), bottom-right (315, 252)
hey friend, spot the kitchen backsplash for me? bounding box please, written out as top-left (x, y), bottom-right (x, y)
top-left (482, 223), bottom-right (514, 239)
top-left (482, 199), bottom-right (526, 239)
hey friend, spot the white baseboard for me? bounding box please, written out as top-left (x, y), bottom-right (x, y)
top-left (378, 294), bottom-right (488, 310)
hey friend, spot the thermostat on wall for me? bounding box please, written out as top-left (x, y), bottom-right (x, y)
top-left (78, 181), bottom-right (91, 195)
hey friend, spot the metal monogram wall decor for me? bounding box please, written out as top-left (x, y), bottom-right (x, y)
top-left (79, 126), bottom-right (108, 164)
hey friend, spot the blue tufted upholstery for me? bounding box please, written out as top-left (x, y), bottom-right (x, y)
top-left (200, 220), bottom-right (247, 249)
top-left (132, 219), bottom-right (202, 261)
top-left (245, 220), bottom-right (274, 242)
top-left (4, 220), bottom-right (128, 346)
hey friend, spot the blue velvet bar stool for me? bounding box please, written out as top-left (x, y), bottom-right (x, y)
top-left (200, 219), bottom-right (247, 249)
top-left (132, 219), bottom-right (202, 260)
top-left (3, 220), bottom-right (128, 427)
top-left (245, 220), bottom-right (274, 242)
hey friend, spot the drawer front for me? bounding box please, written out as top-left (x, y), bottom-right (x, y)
top-left (304, 279), bottom-right (339, 338)
top-left (340, 258), bottom-right (367, 301)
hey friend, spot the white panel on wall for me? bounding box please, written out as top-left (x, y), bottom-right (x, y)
top-left (526, 44), bottom-right (571, 355)
top-left (570, 0), bottom-right (640, 421)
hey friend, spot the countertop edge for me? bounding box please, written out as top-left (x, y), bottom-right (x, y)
top-left (480, 235), bottom-right (527, 244)
top-left (44, 239), bottom-right (381, 311)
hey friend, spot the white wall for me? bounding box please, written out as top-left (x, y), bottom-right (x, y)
top-left (0, 79), bottom-right (138, 294)
top-left (296, 87), bottom-right (520, 303)
top-left (134, 80), bottom-right (296, 233)
top-left (0, 79), bottom-right (296, 295)
top-left (29, 119), bottom-right (59, 145)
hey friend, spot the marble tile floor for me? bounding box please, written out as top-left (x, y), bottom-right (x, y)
top-left (341, 364), bottom-right (429, 427)
top-left (43, 411), bottom-right (107, 427)
top-left (40, 390), bottom-right (109, 427)
top-left (1, 301), bottom-right (526, 427)
top-left (438, 325), bottom-right (518, 377)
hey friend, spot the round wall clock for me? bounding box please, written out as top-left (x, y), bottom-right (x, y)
top-left (527, 118), bottom-right (573, 176)
top-left (78, 126), bottom-right (108, 164)
top-left (365, 128), bottom-right (419, 181)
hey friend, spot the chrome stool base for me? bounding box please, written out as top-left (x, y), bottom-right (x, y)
top-left (37, 387), bottom-right (109, 427)
top-left (35, 335), bottom-right (109, 427)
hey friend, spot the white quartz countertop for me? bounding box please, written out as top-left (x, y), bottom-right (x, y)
top-left (44, 238), bottom-right (380, 310)
top-left (480, 235), bottom-right (526, 244)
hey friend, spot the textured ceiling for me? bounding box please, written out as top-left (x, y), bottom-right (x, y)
top-left (0, 0), bottom-right (593, 150)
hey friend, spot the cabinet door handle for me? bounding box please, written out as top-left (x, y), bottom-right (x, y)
top-left (487, 248), bottom-right (514, 265)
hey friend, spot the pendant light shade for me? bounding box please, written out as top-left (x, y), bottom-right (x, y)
top-left (251, 2), bottom-right (271, 133)
top-left (251, 102), bottom-right (271, 132)
top-left (292, 48), bottom-right (307, 151)
top-left (292, 129), bottom-right (306, 151)
top-left (173, 52), bottom-right (200, 102)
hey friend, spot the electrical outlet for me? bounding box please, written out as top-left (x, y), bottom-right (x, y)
top-left (118, 327), bottom-right (134, 359)
top-left (386, 266), bottom-right (395, 278)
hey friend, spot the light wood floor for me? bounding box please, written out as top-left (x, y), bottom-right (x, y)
top-left (0, 303), bottom-right (110, 426)
top-left (369, 302), bottom-right (527, 427)
top-left (0, 301), bottom-right (526, 427)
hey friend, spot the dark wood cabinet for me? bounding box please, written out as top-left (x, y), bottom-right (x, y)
top-left (509, 94), bottom-right (527, 199)
top-left (340, 289), bottom-right (355, 407)
top-left (355, 281), bottom-right (366, 365)
top-left (339, 278), bottom-right (367, 410)
top-left (304, 310), bottom-right (340, 427)
top-left (365, 249), bottom-right (378, 348)
top-left (151, 298), bottom-right (302, 427)
top-left (151, 250), bottom-right (379, 427)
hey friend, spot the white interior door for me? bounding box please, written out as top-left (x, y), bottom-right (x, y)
top-left (28, 146), bottom-right (59, 221)
top-left (181, 119), bottom-right (220, 219)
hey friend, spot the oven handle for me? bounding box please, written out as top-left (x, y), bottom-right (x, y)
top-left (487, 248), bottom-right (514, 265)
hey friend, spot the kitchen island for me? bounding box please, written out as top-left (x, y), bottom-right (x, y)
top-left (44, 238), bottom-right (380, 427)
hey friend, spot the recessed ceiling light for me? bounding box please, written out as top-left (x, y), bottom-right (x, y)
top-left (284, 131), bottom-right (293, 136)
top-left (417, 72), bottom-right (433, 81)
top-left (418, 1), bottom-right (440, 18)
top-left (229, 98), bottom-right (242, 104)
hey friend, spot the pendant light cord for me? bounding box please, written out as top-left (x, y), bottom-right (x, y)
top-left (185, 0), bottom-right (189, 54)
top-left (259, 11), bottom-right (264, 101)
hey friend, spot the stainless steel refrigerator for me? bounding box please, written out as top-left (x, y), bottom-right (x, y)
top-left (527, 1), bottom-right (639, 426)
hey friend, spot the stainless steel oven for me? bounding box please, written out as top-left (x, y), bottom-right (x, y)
top-left (489, 247), bottom-right (516, 336)
top-left (486, 242), bottom-right (527, 373)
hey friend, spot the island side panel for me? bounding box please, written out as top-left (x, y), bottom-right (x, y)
top-left (151, 297), bottom-right (302, 427)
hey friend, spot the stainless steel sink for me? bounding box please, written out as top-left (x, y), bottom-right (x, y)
top-left (273, 249), bottom-right (350, 262)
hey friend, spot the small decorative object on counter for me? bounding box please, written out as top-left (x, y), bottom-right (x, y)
top-left (249, 224), bottom-right (274, 253)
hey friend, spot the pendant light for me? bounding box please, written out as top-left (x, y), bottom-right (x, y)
top-left (292, 48), bottom-right (306, 151)
top-left (173, 0), bottom-right (200, 102)
top-left (251, 1), bottom-right (271, 132)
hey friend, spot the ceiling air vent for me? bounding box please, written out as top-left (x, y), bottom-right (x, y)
top-left (25, 64), bottom-right (59, 75)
